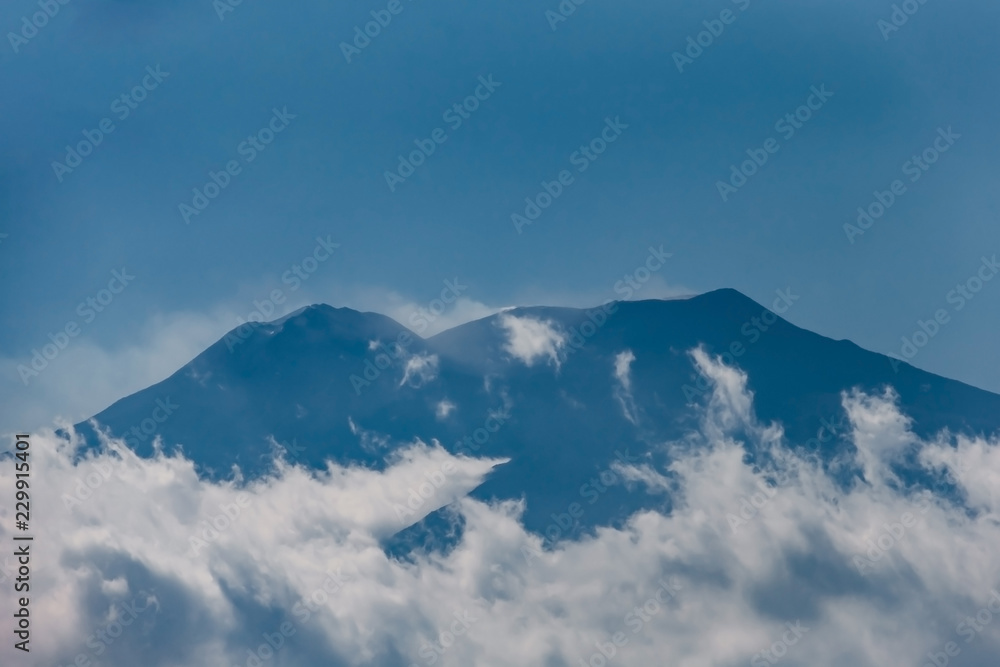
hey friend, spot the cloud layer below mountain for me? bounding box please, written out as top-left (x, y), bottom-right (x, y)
top-left (3, 352), bottom-right (1000, 667)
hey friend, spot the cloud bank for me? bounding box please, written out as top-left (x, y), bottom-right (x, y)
top-left (2, 352), bottom-right (1000, 666)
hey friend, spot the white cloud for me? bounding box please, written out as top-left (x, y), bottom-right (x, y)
top-left (921, 434), bottom-right (1000, 513)
top-left (842, 387), bottom-right (917, 483)
top-left (399, 352), bottom-right (439, 388)
top-left (497, 314), bottom-right (566, 368)
top-left (4, 354), bottom-right (1000, 666)
top-left (436, 400), bottom-right (457, 420)
top-left (614, 350), bottom-right (635, 392)
top-left (0, 274), bottom-right (697, 438)
top-left (613, 350), bottom-right (638, 425)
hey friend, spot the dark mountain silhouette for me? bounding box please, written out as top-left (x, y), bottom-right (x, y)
top-left (74, 289), bottom-right (1000, 544)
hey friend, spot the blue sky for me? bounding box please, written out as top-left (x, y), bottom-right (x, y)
top-left (4, 5), bottom-right (1000, 665)
top-left (1, 0), bottom-right (999, 429)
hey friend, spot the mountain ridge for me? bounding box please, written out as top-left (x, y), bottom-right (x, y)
top-left (71, 288), bottom-right (1000, 537)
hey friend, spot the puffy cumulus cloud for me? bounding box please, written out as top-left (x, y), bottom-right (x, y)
top-left (497, 314), bottom-right (566, 369)
top-left (0, 431), bottom-right (507, 667)
top-left (3, 353), bottom-right (1000, 666)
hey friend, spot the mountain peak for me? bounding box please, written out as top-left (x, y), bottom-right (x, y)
top-left (236, 303), bottom-right (411, 344)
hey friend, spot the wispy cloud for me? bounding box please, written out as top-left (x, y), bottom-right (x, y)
top-left (613, 349), bottom-right (639, 425)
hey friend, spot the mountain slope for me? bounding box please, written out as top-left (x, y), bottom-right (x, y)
top-left (74, 289), bottom-right (1000, 537)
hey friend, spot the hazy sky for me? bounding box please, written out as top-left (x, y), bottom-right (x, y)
top-left (1, 0), bottom-right (998, 429)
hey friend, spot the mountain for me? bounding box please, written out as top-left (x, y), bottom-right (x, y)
top-left (73, 289), bottom-right (1000, 541)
